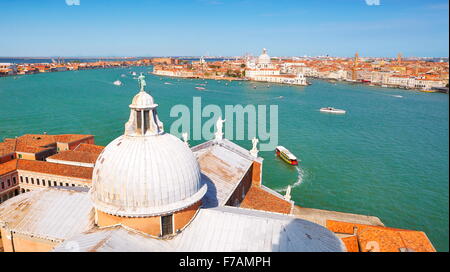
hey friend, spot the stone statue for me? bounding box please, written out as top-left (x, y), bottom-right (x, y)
top-left (214, 117), bottom-right (226, 141)
top-left (252, 137), bottom-right (259, 151)
top-left (285, 185), bottom-right (292, 201)
top-left (250, 137), bottom-right (259, 157)
top-left (182, 132), bottom-right (189, 146)
top-left (138, 73), bottom-right (147, 91)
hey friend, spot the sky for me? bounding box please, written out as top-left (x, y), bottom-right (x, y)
top-left (0, 0), bottom-right (448, 57)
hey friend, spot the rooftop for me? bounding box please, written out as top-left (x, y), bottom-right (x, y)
top-left (73, 143), bottom-right (104, 155)
top-left (47, 150), bottom-right (100, 164)
top-left (0, 159), bottom-right (18, 176)
top-left (0, 134), bottom-right (94, 156)
top-left (193, 139), bottom-right (256, 208)
top-left (0, 188), bottom-right (95, 242)
top-left (240, 185), bottom-right (293, 214)
top-left (53, 204), bottom-right (345, 252)
top-left (326, 220), bottom-right (436, 252)
top-left (17, 159), bottom-right (93, 181)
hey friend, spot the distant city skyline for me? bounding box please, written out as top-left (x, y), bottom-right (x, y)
top-left (0, 0), bottom-right (448, 58)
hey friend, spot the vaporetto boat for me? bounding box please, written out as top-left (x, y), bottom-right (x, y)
top-left (320, 107), bottom-right (346, 114)
top-left (276, 146), bottom-right (299, 166)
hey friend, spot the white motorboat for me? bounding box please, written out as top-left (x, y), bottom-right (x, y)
top-left (195, 87), bottom-right (206, 91)
top-left (113, 80), bottom-right (122, 86)
top-left (320, 107), bottom-right (346, 114)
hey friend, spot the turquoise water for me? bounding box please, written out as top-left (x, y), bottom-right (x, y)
top-left (0, 67), bottom-right (448, 251)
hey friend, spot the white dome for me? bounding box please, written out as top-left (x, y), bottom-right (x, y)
top-left (91, 75), bottom-right (207, 217)
top-left (258, 48), bottom-right (271, 64)
top-left (92, 134), bottom-right (206, 217)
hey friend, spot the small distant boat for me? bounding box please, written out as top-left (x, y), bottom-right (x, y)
top-left (420, 89), bottom-right (436, 93)
top-left (195, 87), bottom-right (206, 91)
top-left (164, 82), bottom-right (173, 85)
top-left (276, 146), bottom-right (298, 166)
top-left (392, 95), bottom-right (403, 98)
top-left (320, 107), bottom-right (346, 114)
top-left (131, 72), bottom-right (137, 76)
top-left (113, 80), bottom-right (122, 86)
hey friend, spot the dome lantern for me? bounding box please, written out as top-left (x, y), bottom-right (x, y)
top-left (124, 73), bottom-right (164, 136)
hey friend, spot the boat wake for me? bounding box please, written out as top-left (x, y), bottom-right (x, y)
top-left (292, 166), bottom-right (304, 188)
top-left (274, 166), bottom-right (305, 193)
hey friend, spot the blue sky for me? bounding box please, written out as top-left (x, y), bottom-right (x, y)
top-left (0, 0), bottom-right (448, 57)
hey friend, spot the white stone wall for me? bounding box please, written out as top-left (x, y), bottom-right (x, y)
top-left (17, 170), bottom-right (91, 193)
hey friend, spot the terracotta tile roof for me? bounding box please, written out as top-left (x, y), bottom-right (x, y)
top-left (240, 185), bottom-right (292, 214)
top-left (54, 134), bottom-right (93, 143)
top-left (17, 159), bottom-right (92, 181)
top-left (0, 159), bottom-right (18, 176)
top-left (0, 141), bottom-right (15, 157)
top-left (74, 143), bottom-right (104, 155)
top-left (327, 220), bottom-right (405, 234)
top-left (327, 220), bottom-right (435, 252)
top-left (0, 134), bottom-right (94, 155)
top-left (47, 151), bottom-right (100, 164)
top-left (341, 236), bottom-right (359, 252)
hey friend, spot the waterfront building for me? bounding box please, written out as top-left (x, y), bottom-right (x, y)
top-left (385, 74), bottom-right (447, 89)
top-left (151, 57), bottom-right (179, 65)
top-left (250, 73), bottom-right (308, 85)
top-left (245, 49), bottom-right (307, 86)
top-left (152, 66), bottom-right (196, 78)
top-left (0, 160), bottom-right (19, 203)
top-left (0, 63), bottom-right (18, 76)
top-left (0, 134), bottom-right (99, 203)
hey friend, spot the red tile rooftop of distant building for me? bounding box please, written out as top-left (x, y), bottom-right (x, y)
top-left (47, 151), bottom-right (100, 164)
top-left (17, 159), bottom-right (93, 181)
top-left (240, 185), bottom-right (292, 214)
top-left (326, 220), bottom-right (436, 252)
top-left (0, 134), bottom-right (93, 156)
top-left (341, 236), bottom-right (359, 252)
top-left (74, 143), bottom-right (104, 155)
top-left (0, 159), bottom-right (18, 176)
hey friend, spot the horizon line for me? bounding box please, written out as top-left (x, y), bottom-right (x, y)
top-left (1, 55), bottom-right (449, 59)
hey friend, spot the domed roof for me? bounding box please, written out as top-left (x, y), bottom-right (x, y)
top-left (130, 90), bottom-right (156, 109)
top-left (258, 48), bottom-right (271, 64)
top-left (91, 134), bottom-right (206, 217)
top-left (91, 75), bottom-right (207, 217)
